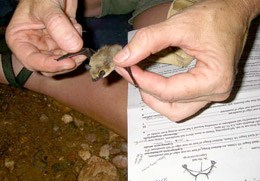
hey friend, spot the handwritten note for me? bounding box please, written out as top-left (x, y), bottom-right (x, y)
top-left (127, 18), bottom-right (260, 181)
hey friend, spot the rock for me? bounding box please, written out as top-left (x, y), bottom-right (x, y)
top-left (80, 143), bottom-right (90, 150)
top-left (78, 156), bottom-right (119, 181)
top-left (19, 135), bottom-right (29, 144)
top-left (4, 158), bottom-right (15, 171)
top-left (61, 114), bottom-right (73, 124)
top-left (109, 148), bottom-right (121, 155)
top-left (78, 150), bottom-right (91, 161)
top-left (120, 142), bottom-right (127, 153)
top-left (85, 133), bottom-right (97, 143)
top-left (67, 151), bottom-right (78, 163)
top-left (51, 99), bottom-right (72, 113)
top-left (108, 130), bottom-right (119, 142)
top-left (112, 155), bottom-right (127, 169)
top-left (32, 150), bottom-right (48, 171)
top-left (39, 114), bottom-right (49, 122)
top-left (99, 144), bottom-right (111, 160)
top-left (53, 125), bottom-right (60, 132)
top-left (73, 118), bottom-right (85, 128)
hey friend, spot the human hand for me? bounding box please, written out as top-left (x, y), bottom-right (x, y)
top-left (114, 0), bottom-right (257, 121)
top-left (6, 0), bottom-right (84, 76)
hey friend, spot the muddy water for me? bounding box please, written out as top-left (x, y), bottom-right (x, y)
top-left (0, 84), bottom-right (127, 180)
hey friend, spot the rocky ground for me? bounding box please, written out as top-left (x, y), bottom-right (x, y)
top-left (0, 84), bottom-right (127, 181)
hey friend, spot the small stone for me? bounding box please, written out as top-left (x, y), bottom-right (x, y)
top-left (86, 133), bottom-right (97, 143)
top-left (80, 143), bottom-right (90, 150)
top-left (32, 150), bottom-right (48, 171)
top-left (61, 114), bottom-right (73, 124)
top-left (120, 142), bottom-right (127, 153)
top-left (52, 100), bottom-right (72, 113)
top-left (78, 150), bottom-right (91, 161)
top-left (99, 144), bottom-right (111, 160)
top-left (108, 130), bottom-right (119, 142)
top-left (73, 118), bottom-right (84, 128)
top-left (112, 155), bottom-right (127, 169)
top-left (19, 135), bottom-right (29, 144)
top-left (4, 158), bottom-right (15, 171)
top-left (67, 151), bottom-right (78, 162)
top-left (40, 114), bottom-right (49, 122)
top-left (78, 156), bottom-right (119, 181)
top-left (109, 148), bottom-right (121, 155)
top-left (53, 125), bottom-right (60, 132)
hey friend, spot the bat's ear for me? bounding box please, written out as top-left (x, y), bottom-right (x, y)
top-left (85, 64), bottom-right (91, 71)
top-left (89, 48), bottom-right (96, 55)
top-left (85, 48), bottom-right (96, 58)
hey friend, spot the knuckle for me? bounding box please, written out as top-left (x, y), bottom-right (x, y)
top-left (44, 11), bottom-right (70, 33)
top-left (157, 80), bottom-right (174, 102)
top-left (45, 13), bottom-right (64, 29)
top-left (218, 92), bottom-right (231, 101)
top-left (216, 75), bottom-right (234, 95)
top-left (141, 95), bottom-right (153, 107)
top-left (165, 109), bottom-right (189, 122)
top-left (135, 27), bottom-right (154, 48)
top-left (167, 114), bottom-right (183, 122)
top-left (207, 68), bottom-right (234, 96)
top-left (205, 72), bottom-right (233, 102)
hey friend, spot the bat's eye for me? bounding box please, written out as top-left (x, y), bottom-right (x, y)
top-left (91, 70), bottom-right (106, 82)
top-left (98, 70), bottom-right (106, 79)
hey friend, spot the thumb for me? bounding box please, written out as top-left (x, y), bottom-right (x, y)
top-left (42, 3), bottom-right (83, 52)
top-left (114, 22), bottom-right (177, 66)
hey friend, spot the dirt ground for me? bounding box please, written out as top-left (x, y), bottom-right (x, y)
top-left (0, 84), bottom-right (127, 181)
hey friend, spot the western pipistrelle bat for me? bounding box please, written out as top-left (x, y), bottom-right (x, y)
top-left (57, 44), bottom-right (139, 87)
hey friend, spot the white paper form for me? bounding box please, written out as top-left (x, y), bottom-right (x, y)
top-left (127, 18), bottom-right (260, 181)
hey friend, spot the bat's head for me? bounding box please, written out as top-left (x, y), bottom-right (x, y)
top-left (87, 45), bottom-right (122, 81)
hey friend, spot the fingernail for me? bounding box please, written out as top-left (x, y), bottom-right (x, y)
top-left (114, 47), bottom-right (130, 62)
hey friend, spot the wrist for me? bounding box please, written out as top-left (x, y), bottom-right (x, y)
top-left (229, 0), bottom-right (260, 21)
top-left (242, 0), bottom-right (260, 20)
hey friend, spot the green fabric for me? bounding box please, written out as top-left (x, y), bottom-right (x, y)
top-left (130, 0), bottom-right (173, 24)
top-left (99, 0), bottom-right (173, 24)
top-left (0, 38), bottom-right (32, 88)
top-left (100, 0), bottom-right (138, 16)
top-left (2, 52), bottom-right (20, 88)
top-left (16, 66), bottom-right (33, 87)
